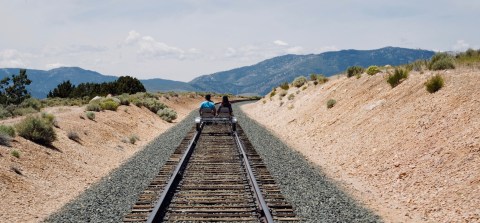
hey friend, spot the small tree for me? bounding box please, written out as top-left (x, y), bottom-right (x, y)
top-left (48, 80), bottom-right (75, 98)
top-left (0, 69), bottom-right (32, 105)
top-left (115, 76), bottom-right (146, 94)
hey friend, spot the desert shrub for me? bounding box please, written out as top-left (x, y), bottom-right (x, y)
top-left (310, 74), bottom-right (317, 81)
top-left (406, 60), bottom-right (427, 72)
top-left (279, 90), bottom-right (287, 98)
top-left (279, 82), bottom-right (290, 90)
top-left (0, 125), bottom-right (16, 137)
top-left (428, 53), bottom-right (455, 70)
top-left (425, 74), bottom-right (445, 93)
top-left (288, 94), bottom-right (295, 100)
top-left (143, 98), bottom-right (166, 113)
top-left (316, 74), bottom-right (328, 84)
top-left (346, 66), bottom-right (364, 78)
top-left (327, 99), bottom-right (336, 108)
top-left (86, 102), bottom-right (102, 112)
top-left (387, 68), bottom-right (409, 88)
top-left (0, 133), bottom-right (12, 147)
top-left (116, 94), bottom-right (130, 106)
top-left (86, 111), bottom-right (95, 120)
top-left (269, 91), bottom-right (276, 97)
top-left (20, 98), bottom-right (42, 111)
top-left (292, 76), bottom-right (307, 88)
top-left (157, 108), bottom-right (177, 122)
top-left (0, 106), bottom-right (12, 119)
top-left (129, 135), bottom-right (139, 144)
top-left (11, 150), bottom-right (20, 158)
top-left (15, 115), bottom-right (57, 145)
top-left (12, 107), bottom-right (38, 116)
top-left (99, 99), bottom-right (120, 111)
top-left (366, 66), bottom-right (381, 75)
top-left (67, 131), bottom-right (81, 142)
top-left (456, 48), bottom-right (480, 65)
top-left (41, 113), bottom-right (56, 125)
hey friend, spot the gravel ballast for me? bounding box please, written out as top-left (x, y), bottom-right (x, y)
top-left (44, 112), bottom-right (197, 223)
top-left (46, 103), bottom-right (382, 222)
top-left (234, 102), bottom-right (382, 222)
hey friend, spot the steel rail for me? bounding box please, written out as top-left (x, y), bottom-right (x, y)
top-left (146, 123), bottom-right (203, 223)
top-left (233, 131), bottom-right (274, 223)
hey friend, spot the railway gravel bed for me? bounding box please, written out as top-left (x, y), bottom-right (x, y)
top-left (234, 102), bottom-right (382, 223)
top-left (46, 102), bottom-right (382, 222)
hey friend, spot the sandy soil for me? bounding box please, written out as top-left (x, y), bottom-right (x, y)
top-left (0, 94), bottom-right (216, 223)
top-left (242, 67), bottom-right (480, 222)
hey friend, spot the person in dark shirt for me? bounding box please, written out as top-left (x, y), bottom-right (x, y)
top-left (217, 95), bottom-right (233, 116)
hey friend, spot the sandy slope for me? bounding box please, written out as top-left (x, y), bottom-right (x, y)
top-left (0, 95), bottom-right (212, 222)
top-left (242, 67), bottom-right (480, 222)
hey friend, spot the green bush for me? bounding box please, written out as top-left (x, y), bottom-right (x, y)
top-left (0, 106), bottom-right (12, 119)
top-left (327, 99), bottom-right (336, 109)
top-left (20, 98), bottom-right (42, 111)
top-left (346, 66), bottom-right (364, 78)
top-left (116, 94), bottom-right (130, 106)
top-left (157, 108), bottom-right (177, 122)
top-left (0, 125), bottom-right (16, 137)
top-left (287, 94), bottom-right (295, 100)
top-left (425, 75), bottom-right (445, 93)
top-left (11, 150), bottom-right (20, 158)
top-left (12, 107), bottom-right (38, 116)
top-left (316, 74), bottom-right (328, 84)
top-left (100, 99), bottom-right (120, 111)
top-left (142, 98), bottom-right (166, 113)
top-left (86, 111), bottom-right (95, 120)
top-left (366, 66), bottom-right (381, 75)
top-left (429, 53), bottom-right (455, 70)
top-left (292, 76), bottom-right (307, 88)
top-left (387, 68), bottom-right (409, 88)
top-left (279, 82), bottom-right (290, 90)
top-left (15, 115), bottom-right (57, 145)
top-left (310, 74), bottom-right (317, 81)
top-left (86, 102), bottom-right (102, 112)
top-left (41, 112), bottom-right (56, 125)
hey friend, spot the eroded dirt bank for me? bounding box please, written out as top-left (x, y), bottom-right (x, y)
top-left (242, 68), bottom-right (480, 222)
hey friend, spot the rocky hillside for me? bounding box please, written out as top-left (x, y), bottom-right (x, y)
top-left (241, 66), bottom-right (479, 222)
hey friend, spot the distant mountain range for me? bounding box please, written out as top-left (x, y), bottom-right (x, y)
top-left (0, 47), bottom-right (434, 98)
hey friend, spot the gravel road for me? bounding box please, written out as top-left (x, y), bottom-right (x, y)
top-left (45, 102), bottom-right (382, 222)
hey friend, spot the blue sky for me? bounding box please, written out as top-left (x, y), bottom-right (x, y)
top-left (0, 0), bottom-right (479, 81)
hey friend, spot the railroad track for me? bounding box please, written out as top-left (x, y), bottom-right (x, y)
top-left (124, 122), bottom-right (298, 222)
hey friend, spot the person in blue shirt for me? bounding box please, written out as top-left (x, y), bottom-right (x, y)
top-left (199, 94), bottom-right (216, 116)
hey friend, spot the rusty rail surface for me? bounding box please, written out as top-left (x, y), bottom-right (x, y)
top-left (124, 123), bottom-right (298, 222)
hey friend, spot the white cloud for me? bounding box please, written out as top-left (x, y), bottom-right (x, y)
top-left (286, 46), bottom-right (304, 54)
top-left (125, 30), bottom-right (141, 45)
top-left (318, 45), bottom-right (338, 52)
top-left (274, 40), bottom-right (289, 46)
top-left (0, 49), bottom-right (27, 67)
top-left (453, 40), bottom-right (470, 51)
top-left (124, 31), bottom-right (188, 59)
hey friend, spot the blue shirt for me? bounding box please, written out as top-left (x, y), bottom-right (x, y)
top-left (200, 101), bottom-right (215, 110)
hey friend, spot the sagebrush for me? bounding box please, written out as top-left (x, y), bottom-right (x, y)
top-left (425, 75), bottom-right (445, 93)
top-left (15, 115), bottom-right (57, 145)
top-left (387, 68), bottom-right (409, 88)
top-left (157, 108), bottom-right (177, 122)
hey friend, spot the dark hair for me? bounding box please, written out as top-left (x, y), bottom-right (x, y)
top-left (205, 94), bottom-right (211, 101)
top-left (221, 95), bottom-right (230, 106)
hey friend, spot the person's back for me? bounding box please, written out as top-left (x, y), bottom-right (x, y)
top-left (199, 94), bottom-right (216, 116)
top-left (217, 95), bottom-right (233, 116)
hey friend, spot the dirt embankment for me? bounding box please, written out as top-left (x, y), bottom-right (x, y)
top-left (242, 67), bottom-right (480, 222)
top-left (0, 95), bottom-right (213, 223)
